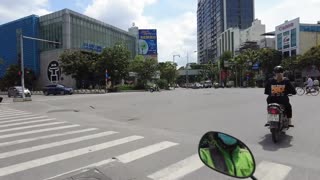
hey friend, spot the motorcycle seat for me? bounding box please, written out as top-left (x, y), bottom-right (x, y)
top-left (268, 103), bottom-right (286, 111)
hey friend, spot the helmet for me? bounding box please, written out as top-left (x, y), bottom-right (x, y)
top-left (274, 66), bottom-right (284, 73)
top-left (217, 133), bottom-right (238, 146)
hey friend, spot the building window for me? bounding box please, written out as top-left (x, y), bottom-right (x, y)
top-left (231, 32), bottom-right (234, 54)
top-left (291, 49), bottom-right (297, 56)
top-left (291, 28), bottom-right (297, 47)
top-left (277, 34), bottom-right (282, 50)
top-left (283, 51), bottom-right (290, 58)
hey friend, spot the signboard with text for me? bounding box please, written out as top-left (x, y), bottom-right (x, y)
top-left (138, 29), bottom-right (158, 56)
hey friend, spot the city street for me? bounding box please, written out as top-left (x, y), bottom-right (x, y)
top-left (0, 88), bottom-right (319, 180)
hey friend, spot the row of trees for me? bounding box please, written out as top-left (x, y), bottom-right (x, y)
top-left (59, 44), bottom-right (178, 90)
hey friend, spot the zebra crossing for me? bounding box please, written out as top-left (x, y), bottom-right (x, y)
top-left (0, 107), bottom-right (293, 180)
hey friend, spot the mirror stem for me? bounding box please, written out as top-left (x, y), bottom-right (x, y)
top-left (251, 175), bottom-right (258, 180)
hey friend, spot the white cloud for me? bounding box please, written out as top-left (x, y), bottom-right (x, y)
top-left (84, 0), bottom-right (197, 67)
top-left (257, 0), bottom-right (320, 32)
top-left (0, 0), bottom-right (50, 24)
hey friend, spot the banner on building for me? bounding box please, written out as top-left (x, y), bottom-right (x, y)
top-left (138, 29), bottom-right (157, 56)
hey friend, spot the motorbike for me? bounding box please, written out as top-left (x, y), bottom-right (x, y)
top-left (198, 131), bottom-right (257, 180)
top-left (265, 100), bottom-right (292, 143)
top-left (149, 86), bottom-right (160, 93)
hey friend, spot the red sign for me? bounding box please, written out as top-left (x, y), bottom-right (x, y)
top-left (278, 23), bottom-right (294, 31)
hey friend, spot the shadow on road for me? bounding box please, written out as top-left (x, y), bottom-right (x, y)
top-left (258, 134), bottom-right (293, 151)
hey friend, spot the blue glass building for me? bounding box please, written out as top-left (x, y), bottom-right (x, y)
top-left (197, 0), bottom-right (254, 64)
top-left (0, 15), bottom-right (39, 77)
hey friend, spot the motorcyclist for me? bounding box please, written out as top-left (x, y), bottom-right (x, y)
top-left (264, 66), bottom-right (296, 127)
top-left (199, 133), bottom-right (254, 177)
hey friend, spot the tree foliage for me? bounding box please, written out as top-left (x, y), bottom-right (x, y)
top-left (158, 61), bottom-right (178, 85)
top-left (0, 65), bottom-right (36, 90)
top-left (98, 44), bottom-right (131, 85)
top-left (129, 56), bottom-right (158, 86)
top-left (297, 45), bottom-right (320, 70)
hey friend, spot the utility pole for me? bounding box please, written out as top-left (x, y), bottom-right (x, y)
top-left (186, 52), bottom-right (189, 87)
top-left (20, 34), bottom-right (61, 100)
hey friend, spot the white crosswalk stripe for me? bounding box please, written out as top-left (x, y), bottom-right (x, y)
top-left (0, 122), bottom-right (66, 133)
top-left (0, 135), bottom-right (144, 177)
top-left (0, 112), bottom-right (31, 118)
top-left (0, 124), bottom-right (80, 139)
top-left (0, 131), bottom-right (118, 159)
top-left (0, 115), bottom-right (44, 121)
top-left (0, 110), bottom-right (26, 114)
top-left (252, 161), bottom-right (292, 180)
top-left (0, 118), bottom-right (56, 128)
top-left (148, 154), bottom-right (204, 180)
top-left (0, 128), bottom-right (98, 147)
top-left (0, 116), bottom-right (48, 124)
top-left (0, 111), bottom-right (28, 116)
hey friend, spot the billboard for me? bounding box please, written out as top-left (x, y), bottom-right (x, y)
top-left (138, 29), bottom-right (157, 56)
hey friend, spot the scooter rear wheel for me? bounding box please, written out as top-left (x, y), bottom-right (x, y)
top-left (271, 129), bottom-right (279, 143)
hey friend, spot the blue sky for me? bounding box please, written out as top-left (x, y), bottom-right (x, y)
top-left (1, 0), bottom-right (320, 66)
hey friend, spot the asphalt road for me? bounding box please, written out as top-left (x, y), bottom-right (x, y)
top-left (0, 88), bottom-right (319, 180)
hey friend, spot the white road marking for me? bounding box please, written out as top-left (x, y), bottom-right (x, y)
top-left (0, 128), bottom-right (97, 147)
top-left (0, 118), bottom-right (56, 128)
top-left (43, 141), bottom-right (178, 180)
top-left (253, 161), bottom-right (292, 180)
top-left (43, 159), bottom-right (116, 180)
top-left (0, 135), bottom-right (144, 176)
top-left (0, 116), bottom-right (48, 124)
top-left (0, 111), bottom-right (27, 115)
top-left (117, 141), bottom-right (179, 163)
top-left (0, 109), bottom-right (26, 113)
top-left (0, 115), bottom-right (44, 121)
top-left (0, 113), bottom-right (32, 118)
top-left (0, 121), bottom-right (66, 133)
top-left (0, 131), bottom-right (118, 159)
top-left (0, 124), bottom-right (80, 139)
top-left (148, 154), bottom-right (204, 180)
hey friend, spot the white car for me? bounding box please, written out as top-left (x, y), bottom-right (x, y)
top-left (8, 86), bottom-right (31, 98)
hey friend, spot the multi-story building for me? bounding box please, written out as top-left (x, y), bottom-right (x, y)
top-left (197, 0), bottom-right (255, 64)
top-left (0, 9), bottom-right (137, 88)
top-left (217, 19), bottom-right (265, 57)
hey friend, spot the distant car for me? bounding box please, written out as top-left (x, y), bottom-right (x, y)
top-left (193, 83), bottom-right (203, 89)
top-left (43, 84), bottom-right (73, 96)
top-left (203, 81), bottom-right (213, 88)
top-left (8, 86), bottom-right (31, 98)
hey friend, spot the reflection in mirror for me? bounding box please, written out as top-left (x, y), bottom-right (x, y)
top-left (198, 132), bottom-right (255, 178)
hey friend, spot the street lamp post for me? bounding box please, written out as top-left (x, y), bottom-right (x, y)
top-left (20, 34), bottom-right (61, 99)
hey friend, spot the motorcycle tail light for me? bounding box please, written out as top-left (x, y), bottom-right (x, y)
top-left (268, 108), bottom-right (279, 114)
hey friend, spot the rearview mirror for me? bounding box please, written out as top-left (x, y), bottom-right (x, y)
top-left (198, 132), bottom-right (256, 179)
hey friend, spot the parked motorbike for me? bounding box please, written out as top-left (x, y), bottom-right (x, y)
top-left (266, 101), bottom-right (291, 143)
top-left (198, 131), bottom-right (257, 180)
top-left (149, 86), bottom-right (160, 93)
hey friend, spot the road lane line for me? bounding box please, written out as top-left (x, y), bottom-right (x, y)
top-left (0, 110), bottom-right (26, 113)
top-left (0, 131), bottom-right (118, 159)
top-left (0, 125), bottom-right (80, 139)
top-left (0, 113), bottom-right (32, 118)
top-left (0, 128), bottom-right (98, 147)
top-left (253, 161), bottom-right (292, 180)
top-left (148, 154), bottom-right (204, 180)
top-left (117, 141), bottom-right (179, 163)
top-left (0, 116), bottom-right (48, 124)
top-left (0, 122), bottom-right (66, 133)
top-left (0, 135), bottom-right (144, 177)
top-left (0, 111), bottom-right (27, 115)
top-left (0, 115), bottom-right (44, 121)
top-left (0, 119), bottom-right (56, 128)
top-left (43, 159), bottom-right (116, 180)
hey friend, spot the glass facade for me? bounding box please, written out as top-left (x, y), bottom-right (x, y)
top-left (300, 25), bottom-right (320, 32)
top-left (197, 0), bottom-right (254, 64)
top-left (0, 15), bottom-right (40, 77)
top-left (226, 0), bottom-right (254, 29)
top-left (291, 28), bottom-right (297, 47)
top-left (277, 34), bottom-right (282, 50)
top-left (39, 9), bottom-right (136, 58)
top-left (39, 11), bottom-right (63, 51)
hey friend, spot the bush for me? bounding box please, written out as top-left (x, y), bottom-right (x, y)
top-left (116, 84), bottom-right (135, 91)
top-left (156, 79), bottom-right (168, 89)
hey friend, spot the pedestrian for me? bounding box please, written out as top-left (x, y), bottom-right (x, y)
top-left (306, 75), bottom-right (314, 94)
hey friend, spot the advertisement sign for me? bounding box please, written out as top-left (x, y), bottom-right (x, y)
top-left (138, 29), bottom-right (157, 56)
top-left (82, 43), bottom-right (103, 53)
top-left (283, 35), bottom-right (291, 49)
top-left (276, 18), bottom-right (300, 33)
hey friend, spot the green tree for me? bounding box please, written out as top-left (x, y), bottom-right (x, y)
top-left (0, 65), bottom-right (36, 90)
top-left (158, 61), bottom-right (178, 86)
top-left (130, 56), bottom-right (158, 87)
top-left (98, 44), bottom-right (131, 86)
top-left (257, 48), bottom-right (282, 77)
top-left (297, 45), bottom-right (320, 70)
top-left (59, 50), bottom-right (99, 88)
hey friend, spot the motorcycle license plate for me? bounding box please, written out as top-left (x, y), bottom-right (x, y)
top-left (268, 114), bottom-right (279, 122)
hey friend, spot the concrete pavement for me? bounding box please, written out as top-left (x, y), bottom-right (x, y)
top-left (0, 88), bottom-right (319, 180)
